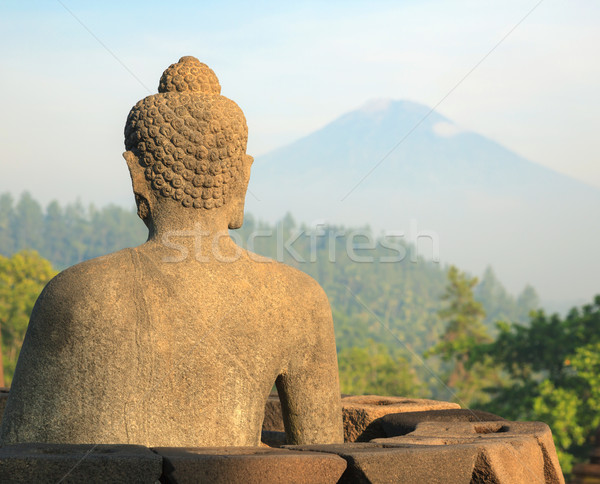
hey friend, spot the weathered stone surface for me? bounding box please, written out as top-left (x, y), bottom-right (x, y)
top-left (468, 439), bottom-right (539, 483)
top-left (0, 388), bottom-right (8, 422)
top-left (380, 408), bottom-right (505, 438)
top-left (0, 443), bottom-right (161, 484)
top-left (285, 442), bottom-right (479, 483)
top-left (263, 393), bottom-right (285, 432)
top-left (0, 56), bottom-right (343, 447)
top-left (342, 395), bottom-right (460, 442)
top-left (261, 430), bottom-right (287, 448)
top-left (284, 421), bottom-right (564, 483)
top-left (153, 446), bottom-right (347, 484)
top-left (372, 420), bottom-right (565, 483)
top-left (262, 393), bottom-right (461, 442)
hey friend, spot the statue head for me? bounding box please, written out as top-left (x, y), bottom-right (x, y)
top-left (123, 56), bottom-right (252, 231)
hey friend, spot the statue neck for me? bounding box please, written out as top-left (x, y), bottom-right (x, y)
top-left (144, 209), bottom-right (240, 263)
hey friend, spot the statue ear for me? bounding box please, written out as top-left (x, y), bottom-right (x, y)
top-left (123, 150), bottom-right (142, 176)
top-left (241, 154), bottom-right (253, 187)
top-left (123, 151), bottom-right (153, 222)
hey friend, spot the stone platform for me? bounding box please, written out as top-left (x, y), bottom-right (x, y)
top-left (0, 391), bottom-right (564, 483)
top-left (262, 393), bottom-right (460, 445)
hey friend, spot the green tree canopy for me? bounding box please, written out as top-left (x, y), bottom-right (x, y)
top-left (469, 296), bottom-right (600, 475)
top-left (0, 251), bottom-right (57, 385)
top-left (338, 339), bottom-right (423, 397)
top-left (0, 191), bottom-right (539, 400)
top-left (425, 266), bottom-right (502, 406)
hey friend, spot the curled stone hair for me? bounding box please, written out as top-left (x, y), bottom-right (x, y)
top-left (124, 56), bottom-right (248, 210)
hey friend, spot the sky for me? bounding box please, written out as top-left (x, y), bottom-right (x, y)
top-left (0, 1), bottom-right (599, 303)
top-left (1, 0), bottom-right (599, 208)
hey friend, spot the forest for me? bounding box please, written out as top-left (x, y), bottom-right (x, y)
top-left (0, 191), bottom-right (598, 475)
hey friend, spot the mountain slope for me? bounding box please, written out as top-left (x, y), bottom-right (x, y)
top-left (246, 99), bottom-right (600, 301)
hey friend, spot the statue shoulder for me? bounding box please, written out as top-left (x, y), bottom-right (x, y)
top-left (266, 261), bottom-right (331, 315)
top-left (33, 249), bottom-right (138, 320)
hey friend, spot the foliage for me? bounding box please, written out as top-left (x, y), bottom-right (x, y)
top-left (5, 191), bottom-right (594, 473)
top-left (337, 339), bottom-right (424, 397)
top-left (0, 192), bottom-right (539, 399)
top-left (0, 192), bottom-right (147, 269)
top-left (475, 266), bottom-right (539, 333)
top-left (425, 266), bottom-right (503, 406)
top-left (469, 296), bottom-right (600, 475)
top-left (0, 251), bottom-right (57, 384)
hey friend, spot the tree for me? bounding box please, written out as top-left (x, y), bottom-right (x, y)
top-left (475, 266), bottom-right (514, 329)
top-left (12, 192), bottom-right (44, 253)
top-left (338, 339), bottom-right (422, 397)
top-left (425, 266), bottom-right (500, 406)
top-left (43, 201), bottom-right (67, 266)
top-left (470, 296), bottom-right (600, 475)
top-left (0, 191), bottom-right (539, 401)
top-left (474, 267), bottom-right (539, 330)
top-left (0, 193), bottom-right (15, 256)
top-left (515, 284), bottom-right (539, 323)
top-left (0, 251), bottom-right (56, 385)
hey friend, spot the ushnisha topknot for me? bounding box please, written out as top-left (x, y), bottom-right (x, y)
top-left (158, 56), bottom-right (221, 94)
top-left (125, 56), bottom-right (247, 210)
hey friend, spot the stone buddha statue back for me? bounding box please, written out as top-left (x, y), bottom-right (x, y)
top-left (0, 57), bottom-right (343, 447)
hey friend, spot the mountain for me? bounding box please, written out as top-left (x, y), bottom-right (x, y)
top-left (245, 99), bottom-right (600, 302)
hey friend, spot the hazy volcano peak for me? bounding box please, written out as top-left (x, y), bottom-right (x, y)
top-left (249, 98), bottom-right (600, 303)
top-left (340, 99), bottom-right (449, 134)
top-left (359, 98), bottom-right (393, 113)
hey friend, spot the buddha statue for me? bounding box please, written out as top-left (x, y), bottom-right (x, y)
top-left (0, 56), bottom-right (344, 447)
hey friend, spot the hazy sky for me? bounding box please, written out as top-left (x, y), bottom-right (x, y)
top-left (1, 0), bottom-right (599, 209)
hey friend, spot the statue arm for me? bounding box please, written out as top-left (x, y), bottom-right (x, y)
top-left (0, 276), bottom-right (75, 443)
top-left (276, 286), bottom-right (344, 445)
top-left (1, 260), bottom-right (132, 444)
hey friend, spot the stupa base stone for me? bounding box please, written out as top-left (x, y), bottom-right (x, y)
top-left (0, 443), bottom-right (162, 484)
top-left (263, 393), bottom-right (461, 444)
top-left (0, 394), bottom-right (565, 483)
top-left (341, 395), bottom-right (461, 442)
top-left (287, 420), bottom-right (564, 483)
top-left (153, 446), bottom-right (347, 484)
top-left (0, 389), bottom-right (8, 422)
top-left (284, 442), bottom-right (480, 484)
top-left (379, 408), bottom-right (506, 437)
